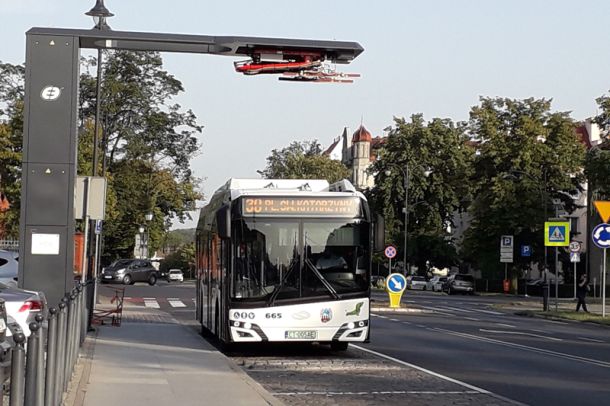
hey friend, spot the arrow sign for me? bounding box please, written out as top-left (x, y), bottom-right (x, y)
top-left (594, 201), bottom-right (610, 223)
top-left (386, 273), bottom-right (407, 294)
top-left (592, 223), bottom-right (610, 249)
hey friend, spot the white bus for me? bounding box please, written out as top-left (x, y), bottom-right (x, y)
top-left (195, 178), bottom-right (382, 350)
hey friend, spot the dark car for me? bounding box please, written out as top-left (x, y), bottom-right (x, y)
top-left (101, 259), bottom-right (158, 286)
top-left (443, 274), bottom-right (475, 295)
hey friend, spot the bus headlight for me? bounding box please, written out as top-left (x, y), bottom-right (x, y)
top-left (347, 322), bottom-right (355, 329)
top-left (243, 322), bottom-right (251, 329)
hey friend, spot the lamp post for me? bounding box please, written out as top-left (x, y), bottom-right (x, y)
top-left (138, 226), bottom-right (145, 259)
top-left (145, 212), bottom-right (153, 259)
top-left (84, 0), bottom-right (114, 332)
top-left (385, 163), bottom-right (432, 275)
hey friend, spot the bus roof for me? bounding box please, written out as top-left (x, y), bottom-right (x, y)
top-left (215, 178), bottom-right (365, 200)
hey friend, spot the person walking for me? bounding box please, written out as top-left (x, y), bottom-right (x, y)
top-left (576, 274), bottom-right (589, 312)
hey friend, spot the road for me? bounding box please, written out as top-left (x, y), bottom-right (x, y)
top-left (367, 289), bottom-right (610, 406)
top-left (107, 281), bottom-right (610, 405)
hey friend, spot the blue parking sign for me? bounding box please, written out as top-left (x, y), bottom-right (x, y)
top-left (521, 245), bottom-right (531, 257)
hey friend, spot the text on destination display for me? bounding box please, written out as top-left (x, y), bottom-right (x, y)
top-left (242, 197), bottom-right (361, 216)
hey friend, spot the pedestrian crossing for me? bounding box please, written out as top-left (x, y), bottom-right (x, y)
top-left (124, 297), bottom-right (195, 309)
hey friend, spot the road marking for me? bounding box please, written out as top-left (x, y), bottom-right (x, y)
top-left (432, 328), bottom-right (610, 368)
top-left (353, 345), bottom-right (491, 393)
top-left (464, 317), bottom-right (481, 321)
top-left (376, 315), bottom-right (388, 319)
top-left (578, 337), bottom-right (605, 343)
top-left (402, 321), bottom-right (413, 325)
top-left (143, 298), bottom-right (160, 309)
top-left (418, 306), bottom-right (454, 315)
top-left (495, 323), bottom-right (516, 328)
top-left (167, 298), bottom-right (187, 308)
top-left (470, 308), bottom-right (504, 315)
top-left (479, 329), bottom-right (563, 342)
top-left (440, 306), bottom-right (475, 313)
top-left (389, 318), bottom-right (399, 322)
top-left (545, 320), bottom-right (568, 325)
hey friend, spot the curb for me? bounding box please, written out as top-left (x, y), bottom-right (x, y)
top-left (513, 309), bottom-right (610, 328)
top-left (371, 306), bottom-right (432, 314)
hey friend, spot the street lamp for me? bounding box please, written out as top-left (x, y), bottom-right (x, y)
top-left (138, 226), bottom-right (145, 259)
top-left (385, 163), bottom-right (432, 275)
top-left (84, 0), bottom-right (114, 332)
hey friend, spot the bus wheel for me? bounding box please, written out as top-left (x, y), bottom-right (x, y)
top-left (331, 341), bottom-right (349, 351)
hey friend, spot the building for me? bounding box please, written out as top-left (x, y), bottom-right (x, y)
top-left (324, 125), bottom-right (385, 191)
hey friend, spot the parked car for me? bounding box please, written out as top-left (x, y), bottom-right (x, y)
top-left (0, 298), bottom-right (11, 385)
top-left (427, 276), bottom-right (447, 292)
top-left (168, 269), bottom-right (184, 283)
top-left (0, 282), bottom-right (48, 336)
top-left (101, 259), bottom-right (159, 285)
top-left (0, 250), bottom-right (19, 288)
top-left (407, 275), bottom-right (428, 290)
top-left (443, 274), bottom-right (475, 295)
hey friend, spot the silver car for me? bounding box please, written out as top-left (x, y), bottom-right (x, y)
top-left (0, 250), bottom-right (19, 288)
top-left (0, 282), bottom-right (48, 336)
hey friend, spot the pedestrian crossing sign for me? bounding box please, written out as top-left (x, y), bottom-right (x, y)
top-left (544, 221), bottom-right (570, 246)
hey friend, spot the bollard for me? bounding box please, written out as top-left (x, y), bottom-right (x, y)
top-left (35, 314), bottom-right (45, 406)
top-left (66, 293), bottom-right (77, 382)
top-left (9, 332), bottom-right (26, 406)
top-left (55, 299), bottom-right (68, 404)
top-left (63, 295), bottom-right (74, 391)
top-left (45, 308), bottom-right (58, 406)
top-left (24, 322), bottom-right (41, 406)
top-left (542, 282), bottom-right (549, 311)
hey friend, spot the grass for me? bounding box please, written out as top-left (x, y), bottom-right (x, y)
top-left (521, 310), bottom-right (610, 327)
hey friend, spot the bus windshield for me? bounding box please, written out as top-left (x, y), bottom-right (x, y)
top-left (232, 219), bottom-right (369, 302)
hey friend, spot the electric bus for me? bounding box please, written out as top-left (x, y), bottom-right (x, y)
top-left (195, 178), bottom-right (382, 350)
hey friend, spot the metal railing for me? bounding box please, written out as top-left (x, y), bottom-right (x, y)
top-left (3, 281), bottom-right (88, 405)
top-left (0, 240), bottom-right (19, 252)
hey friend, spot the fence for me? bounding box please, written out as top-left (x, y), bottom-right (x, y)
top-left (1, 281), bottom-right (87, 405)
top-left (0, 240), bottom-right (19, 252)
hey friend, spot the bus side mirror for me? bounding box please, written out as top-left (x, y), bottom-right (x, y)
top-left (216, 205), bottom-right (231, 239)
top-left (374, 214), bottom-right (385, 251)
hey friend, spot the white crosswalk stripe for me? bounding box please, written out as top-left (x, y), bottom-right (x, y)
top-left (167, 298), bottom-right (186, 308)
top-left (143, 298), bottom-right (160, 309)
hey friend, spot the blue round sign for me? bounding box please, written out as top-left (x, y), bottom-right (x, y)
top-left (386, 273), bottom-right (407, 293)
top-left (592, 223), bottom-right (610, 249)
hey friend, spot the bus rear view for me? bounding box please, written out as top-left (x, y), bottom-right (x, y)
top-left (196, 179), bottom-right (373, 350)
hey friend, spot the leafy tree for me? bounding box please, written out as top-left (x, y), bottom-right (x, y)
top-left (463, 97), bottom-right (585, 279)
top-left (160, 242), bottom-right (196, 278)
top-left (588, 91), bottom-right (610, 200)
top-left (0, 62), bottom-right (25, 238)
top-left (78, 51), bottom-right (203, 263)
top-left (260, 140), bottom-right (350, 183)
top-left (368, 114), bottom-right (474, 273)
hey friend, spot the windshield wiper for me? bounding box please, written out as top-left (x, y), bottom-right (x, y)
top-left (267, 256), bottom-right (299, 306)
top-left (304, 258), bottom-right (340, 300)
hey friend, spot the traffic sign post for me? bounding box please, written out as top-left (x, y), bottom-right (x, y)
top-left (385, 273), bottom-right (407, 308)
top-left (545, 220), bottom-right (570, 311)
top-left (592, 223), bottom-right (610, 318)
top-left (500, 235), bottom-right (513, 293)
top-left (385, 245), bottom-right (397, 274)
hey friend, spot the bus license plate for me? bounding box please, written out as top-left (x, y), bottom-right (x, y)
top-left (285, 330), bottom-right (317, 340)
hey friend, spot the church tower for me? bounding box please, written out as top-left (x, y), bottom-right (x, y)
top-left (351, 125), bottom-right (373, 190)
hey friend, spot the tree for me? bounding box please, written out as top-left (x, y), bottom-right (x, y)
top-left (463, 97), bottom-right (585, 279)
top-left (0, 62), bottom-right (25, 238)
top-left (78, 51), bottom-right (203, 263)
top-left (588, 91), bottom-right (610, 200)
top-left (368, 114), bottom-right (474, 273)
top-left (260, 140), bottom-right (350, 183)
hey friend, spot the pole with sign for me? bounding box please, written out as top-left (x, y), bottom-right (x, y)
top-left (386, 273), bottom-right (407, 308)
top-left (569, 242), bottom-right (581, 300)
top-left (545, 220), bottom-right (570, 311)
top-left (500, 235), bottom-right (514, 293)
top-left (385, 245), bottom-right (397, 274)
top-left (592, 223), bottom-right (610, 318)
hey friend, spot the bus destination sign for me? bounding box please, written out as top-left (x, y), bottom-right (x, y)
top-left (242, 197), bottom-right (360, 217)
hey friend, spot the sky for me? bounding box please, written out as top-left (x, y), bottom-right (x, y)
top-left (2, 0), bottom-right (610, 229)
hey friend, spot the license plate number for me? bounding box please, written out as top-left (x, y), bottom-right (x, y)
top-left (285, 330), bottom-right (317, 340)
top-left (104, 275), bottom-right (112, 279)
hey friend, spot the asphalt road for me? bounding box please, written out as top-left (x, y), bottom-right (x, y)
top-left (111, 282), bottom-right (610, 405)
top-left (367, 289), bottom-right (610, 406)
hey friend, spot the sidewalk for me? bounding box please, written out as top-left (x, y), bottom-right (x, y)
top-left (72, 308), bottom-right (281, 406)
